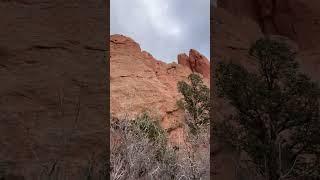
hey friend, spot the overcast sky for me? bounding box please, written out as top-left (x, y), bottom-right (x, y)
top-left (110, 0), bottom-right (210, 62)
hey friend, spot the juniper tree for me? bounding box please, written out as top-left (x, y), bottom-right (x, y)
top-left (177, 73), bottom-right (210, 134)
top-left (177, 73), bottom-right (210, 179)
top-left (214, 38), bottom-right (320, 180)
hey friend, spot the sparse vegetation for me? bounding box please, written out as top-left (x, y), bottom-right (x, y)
top-left (110, 113), bottom-right (176, 179)
top-left (110, 73), bottom-right (210, 180)
top-left (177, 73), bottom-right (210, 135)
top-left (110, 111), bottom-right (209, 180)
top-left (177, 73), bottom-right (210, 179)
top-left (214, 37), bottom-right (320, 180)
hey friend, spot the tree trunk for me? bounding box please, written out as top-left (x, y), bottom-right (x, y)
top-left (267, 154), bottom-right (280, 180)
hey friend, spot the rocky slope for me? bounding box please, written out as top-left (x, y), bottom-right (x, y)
top-left (212, 1), bottom-right (320, 179)
top-left (110, 34), bottom-right (210, 145)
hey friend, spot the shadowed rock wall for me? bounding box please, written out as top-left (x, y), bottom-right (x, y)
top-left (0, 1), bottom-right (108, 179)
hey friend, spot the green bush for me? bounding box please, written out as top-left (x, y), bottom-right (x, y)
top-left (132, 112), bottom-right (166, 144)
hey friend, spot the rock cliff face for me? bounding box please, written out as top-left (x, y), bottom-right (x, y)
top-left (110, 34), bottom-right (209, 145)
top-left (0, 1), bottom-right (107, 179)
top-left (178, 49), bottom-right (210, 78)
top-left (217, 0), bottom-right (320, 50)
top-left (213, 1), bottom-right (320, 179)
top-left (213, 0), bottom-right (320, 92)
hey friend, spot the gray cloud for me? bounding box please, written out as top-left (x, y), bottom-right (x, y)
top-left (111, 0), bottom-right (210, 62)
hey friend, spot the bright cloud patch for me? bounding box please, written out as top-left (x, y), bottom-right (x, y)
top-left (111, 0), bottom-right (209, 62)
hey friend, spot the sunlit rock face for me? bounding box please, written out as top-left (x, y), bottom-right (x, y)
top-left (178, 49), bottom-right (210, 78)
top-left (110, 34), bottom-right (209, 146)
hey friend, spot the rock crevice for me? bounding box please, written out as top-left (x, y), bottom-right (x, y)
top-left (177, 49), bottom-right (210, 78)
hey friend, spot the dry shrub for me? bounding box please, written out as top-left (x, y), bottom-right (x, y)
top-left (110, 112), bottom-right (210, 180)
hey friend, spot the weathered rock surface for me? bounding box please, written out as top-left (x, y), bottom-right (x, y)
top-left (0, 1), bottom-right (107, 179)
top-left (217, 0), bottom-right (320, 50)
top-left (110, 34), bottom-right (209, 145)
top-left (177, 49), bottom-right (210, 78)
top-left (177, 53), bottom-right (190, 68)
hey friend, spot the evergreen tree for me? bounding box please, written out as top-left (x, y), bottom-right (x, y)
top-left (215, 38), bottom-right (320, 179)
top-left (178, 73), bottom-right (210, 134)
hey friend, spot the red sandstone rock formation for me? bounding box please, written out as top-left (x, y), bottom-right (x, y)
top-left (189, 49), bottom-right (210, 78)
top-left (177, 49), bottom-right (210, 78)
top-left (110, 34), bottom-right (209, 146)
top-left (177, 53), bottom-right (190, 68)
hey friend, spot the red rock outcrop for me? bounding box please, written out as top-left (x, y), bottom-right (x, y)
top-left (177, 49), bottom-right (210, 78)
top-left (110, 34), bottom-right (209, 146)
top-left (189, 49), bottom-right (210, 78)
top-left (177, 53), bottom-right (190, 68)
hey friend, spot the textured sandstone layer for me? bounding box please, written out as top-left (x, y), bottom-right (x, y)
top-left (0, 1), bottom-right (107, 179)
top-left (110, 34), bottom-right (209, 145)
